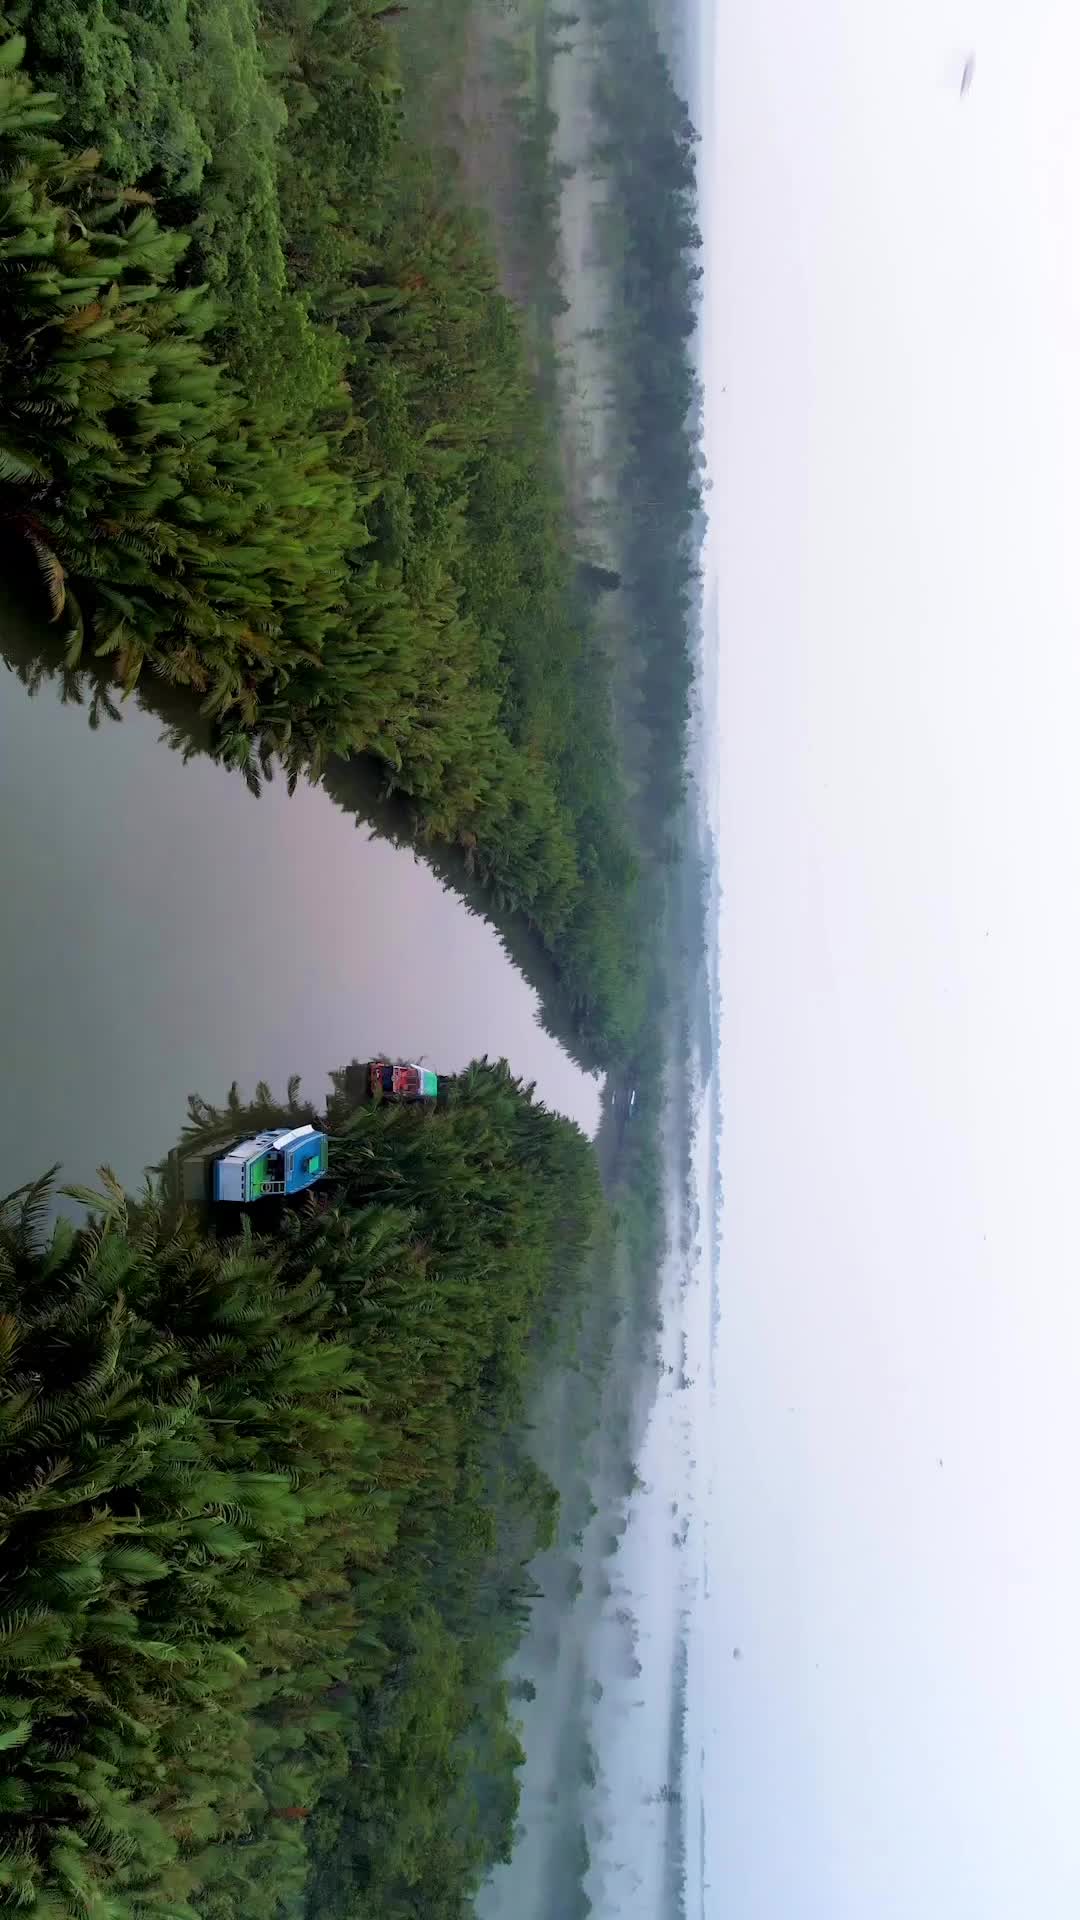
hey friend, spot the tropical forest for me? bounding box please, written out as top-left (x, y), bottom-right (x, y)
top-left (0, 0), bottom-right (712, 1914)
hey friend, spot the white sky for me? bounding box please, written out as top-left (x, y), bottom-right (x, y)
top-left (699, 2), bottom-right (1080, 1913)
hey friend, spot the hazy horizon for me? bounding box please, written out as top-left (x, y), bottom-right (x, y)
top-left (697, 1), bottom-right (1080, 1913)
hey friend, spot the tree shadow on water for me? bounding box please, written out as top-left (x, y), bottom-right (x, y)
top-left (0, 553), bottom-right (603, 1075)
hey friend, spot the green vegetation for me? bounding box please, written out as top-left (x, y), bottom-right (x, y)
top-left (0, 6), bottom-right (642, 1063)
top-left (0, 1), bottom-right (712, 1914)
top-left (12, 0), bottom-right (293, 362)
top-left (587, 0), bottom-right (704, 841)
top-left (0, 1059), bottom-right (604, 1920)
top-left (397, 0), bottom-right (570, 381)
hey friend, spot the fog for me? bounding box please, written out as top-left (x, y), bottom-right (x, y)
top-left (699, 1), bottom-right (1080, 1914)
top-left (496, 1), bottom-right (1080, 1913)
top-left (481, 1057), bottom-right (716, 1920)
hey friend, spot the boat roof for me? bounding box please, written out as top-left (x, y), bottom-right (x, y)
top-left (260, 1125), bottom-right (320, 1150)
top-left (217, 1138), bottom-right (271, 1166)
top-left (218, 1125), bottom-right (322, 1166)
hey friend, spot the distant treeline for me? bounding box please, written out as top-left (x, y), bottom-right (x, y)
top-left (0, 1059), bottom-right (604, 1920)
top-left (662, 1626), bottom-right (691, 1918)
top-left (589, 0), bottom-right (704, 843)
top-left (0, 4), bottom-right (643, 1063)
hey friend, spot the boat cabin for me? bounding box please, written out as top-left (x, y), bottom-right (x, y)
top-left (369, 1060), bottom-right (439, 1101)
top-left (213, 1126), bottom-right (328, 1203)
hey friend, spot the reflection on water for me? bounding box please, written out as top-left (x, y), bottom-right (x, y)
top-left (0, 589), bottom-right (601, 1200)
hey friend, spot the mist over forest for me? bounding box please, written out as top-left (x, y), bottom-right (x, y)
top-left (0, 0), bottom-right (717, 1914)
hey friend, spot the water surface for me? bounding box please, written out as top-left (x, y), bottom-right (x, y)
top-left (0, 610), bottom-right (601, 1199)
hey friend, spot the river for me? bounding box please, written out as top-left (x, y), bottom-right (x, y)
top-left (0, 596), bottom-right (601, 1204)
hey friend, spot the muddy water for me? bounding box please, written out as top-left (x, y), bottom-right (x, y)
top-left (0, 603), bottom-right (601, 1202)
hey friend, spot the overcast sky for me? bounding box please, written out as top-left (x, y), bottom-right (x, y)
top-left (699, 2), bottom-right (1080, 1913)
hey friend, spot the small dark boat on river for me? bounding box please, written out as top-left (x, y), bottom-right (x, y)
top-left (369, 1060), bottom-right (439, 1101)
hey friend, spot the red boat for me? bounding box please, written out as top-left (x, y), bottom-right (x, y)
top-left (368, 1060), bottom-right (439, 1101)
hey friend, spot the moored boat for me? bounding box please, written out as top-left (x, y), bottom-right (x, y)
top-left (212, 1125), bottom-right (328, 1203)
top-left (368, 1060), bottom-right (439, 1101)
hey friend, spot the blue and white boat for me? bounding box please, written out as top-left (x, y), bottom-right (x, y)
top-left (212, 1125), bottom-right (328, 1203)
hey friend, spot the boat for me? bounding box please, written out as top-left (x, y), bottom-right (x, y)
top-left (369, 1060), bottom-right (439, 1101)
top-left (212, 1125), bottom-right (329, 1203)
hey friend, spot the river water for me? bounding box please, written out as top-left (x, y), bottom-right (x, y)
top-left (0, 599), bottom-right (601, 1203)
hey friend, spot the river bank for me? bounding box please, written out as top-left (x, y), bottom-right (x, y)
top-left (1, 9), bottom-right (644, 1069)
top-left (0, 1059), bottom-right (608, 1920)
top-left (0, 592), bottom-right (601, 1206)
